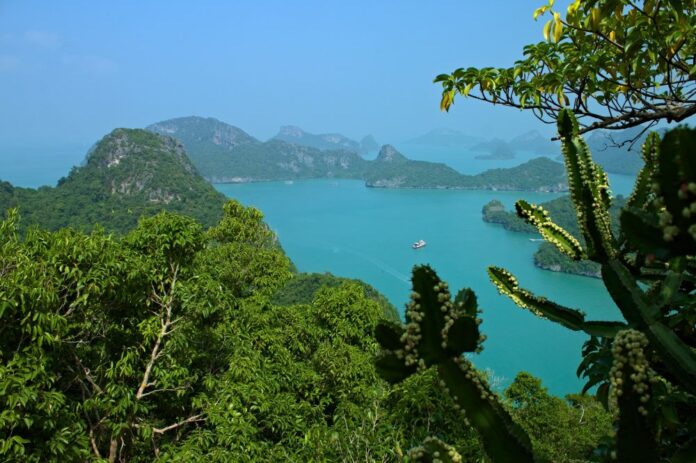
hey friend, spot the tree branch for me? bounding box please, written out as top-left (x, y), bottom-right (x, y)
top-left (152, 414), bottom-right (205, 435)
top-left (136, 264), bottom-right (179, 400)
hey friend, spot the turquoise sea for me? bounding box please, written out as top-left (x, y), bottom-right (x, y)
top-left (214, 156), bottom-right (635, 396)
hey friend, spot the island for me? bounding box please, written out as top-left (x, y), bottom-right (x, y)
top-left (482, 195), bottom-right (625, 277)
top-left (148, 116), bottom-right (568, 192)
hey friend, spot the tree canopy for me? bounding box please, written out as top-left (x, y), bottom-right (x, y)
top-left (436, 0), bottom-right (696, 137)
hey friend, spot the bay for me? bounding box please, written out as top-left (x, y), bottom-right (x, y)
top-left (215, 178), bottom-right (626, 395)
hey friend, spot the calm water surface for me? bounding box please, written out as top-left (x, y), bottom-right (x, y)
top-left (216, 179), bottom-right (627, 395)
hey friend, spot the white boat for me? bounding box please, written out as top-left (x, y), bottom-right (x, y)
top-left (412, 239), bottom-right (426, 249)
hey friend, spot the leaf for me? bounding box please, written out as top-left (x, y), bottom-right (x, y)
top-left (463, 82), bottom-right (474, 96)
top-left (440, 90), bottom-right (454, 112)
top-left (553, 13), bottom-right (563, 42)
top-left (533, 6), bottom-right (548, 20)
top-left (543, 19), bottom-right (552, 41)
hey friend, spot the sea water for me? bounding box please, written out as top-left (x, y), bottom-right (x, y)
top-left (216, 178), bottom-right (630, 395)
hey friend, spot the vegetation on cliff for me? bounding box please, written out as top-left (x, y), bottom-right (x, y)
top-left (0, 129), bottom-right (226, 234)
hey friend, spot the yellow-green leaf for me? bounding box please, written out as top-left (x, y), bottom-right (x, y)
top-left (553, 15), bottom-right (563, 42)
top-left (543, 19), bottom-right (552, 41)
top-left (533, 6), bottom-right (548, 20)
top-left (440, 90), bottom-right (454, 112)
top-left (463, 83), bottom-right (474, 96)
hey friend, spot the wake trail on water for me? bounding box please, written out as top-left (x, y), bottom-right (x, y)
top-left (334, 245), bottom-right (411, 285)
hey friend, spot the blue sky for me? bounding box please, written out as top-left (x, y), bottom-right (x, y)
top-left (0, 1), bottom-right (556, 152)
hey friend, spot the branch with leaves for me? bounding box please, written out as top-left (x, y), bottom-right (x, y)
top-left (436, 0), bottom-right (696, 138)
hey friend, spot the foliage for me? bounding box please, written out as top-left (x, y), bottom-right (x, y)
top-left (505, 372), bottom-right (612, 463)
top-left (1, 197), bottom-right (620, 462)
top-left (0, 129), bottom-right (226, 235)
top-left (436, 0), bottom-right (696, 136)
top-left (272, 272), bottom-right (400, 322)
top-left (365, 156), bottom-right (567, 191)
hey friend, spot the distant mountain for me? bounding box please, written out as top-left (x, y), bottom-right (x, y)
top-left (0, 129), bottom-right (226, 233)
top-left (360, 134), bottom-right (380, 153)
top-left (405, 128), bottom-right (485, 147)
top-left (272, 125), bottom-right (366, 153)
top-left (149, 117), bottom-right (366, 182)
top-left (375, 144), bottom-right (407, 162)
top-left (472, 138), bottom-right (515, 160)
top-left (510, 130), bottom-right (559, 155)
top-left (148, 116), bottom-right (567, 191)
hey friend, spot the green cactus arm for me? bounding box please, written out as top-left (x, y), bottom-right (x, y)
top-left (556, 109), bottom-right (616, 262)
top-left (602, 259), bottom-right (696, 395)
top-left (374, 266), bottom-right (538, 463)
top-left (406, 436), bottom-right (463, 463)
top-left (375, 320), bottom-right (405, 351)
top-left (488, 266), bottom-right (626, 337)
top-left (438, 359), bottom-right (535, 463)
top-left (375, 350), bottom-right (417, 384)
top-left (610, 330), bottom-right (659, 463)
top-left (626, 132), bottom-right (660, 210)
top-left (515, 200), bottom-right (584, 260)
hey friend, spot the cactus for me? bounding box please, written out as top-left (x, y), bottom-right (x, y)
top-left (487, 266), bottom-right (626, 337)
top-left (406, 437), bottom-right (462, 462)
top-left (609, 330), bottom-right (658, 462)
top-left (375, 266), bottom-right (536, 463)
top-left (376, 112), bottom-right (695, 461)
top-left (485, 110), bottom-right (696, 459)
top-left (514, 200), bottom-right (584, 260)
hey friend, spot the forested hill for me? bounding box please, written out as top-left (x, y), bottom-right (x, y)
top-left (365, 147), bottom-right (566, 191)
top-left (148, 117), bottom-right (568, 191)
top-left (0, 129), bottom-right (226, 233)
top-left (147, 116), bottom-right (367, 182)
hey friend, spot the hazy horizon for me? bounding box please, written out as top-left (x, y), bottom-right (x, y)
top-left (0, 1), bottom-right (561, 155)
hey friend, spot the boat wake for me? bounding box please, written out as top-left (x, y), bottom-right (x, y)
top-left (336, 245), bottom-right (410, 284)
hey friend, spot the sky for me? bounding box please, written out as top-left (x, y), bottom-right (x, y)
top-left (0, 0), bottom-right (558, 155)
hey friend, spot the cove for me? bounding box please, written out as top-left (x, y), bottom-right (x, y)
top-left (216, 179), bottom-right (625, 395)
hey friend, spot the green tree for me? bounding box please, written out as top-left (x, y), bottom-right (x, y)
top-left (436, 0), bottom-right (696, 137)
top-left (0, 201), bottom-right (294, 462)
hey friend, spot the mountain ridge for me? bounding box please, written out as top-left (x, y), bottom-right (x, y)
top-left (148, 116), bottom-right (568, 192)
